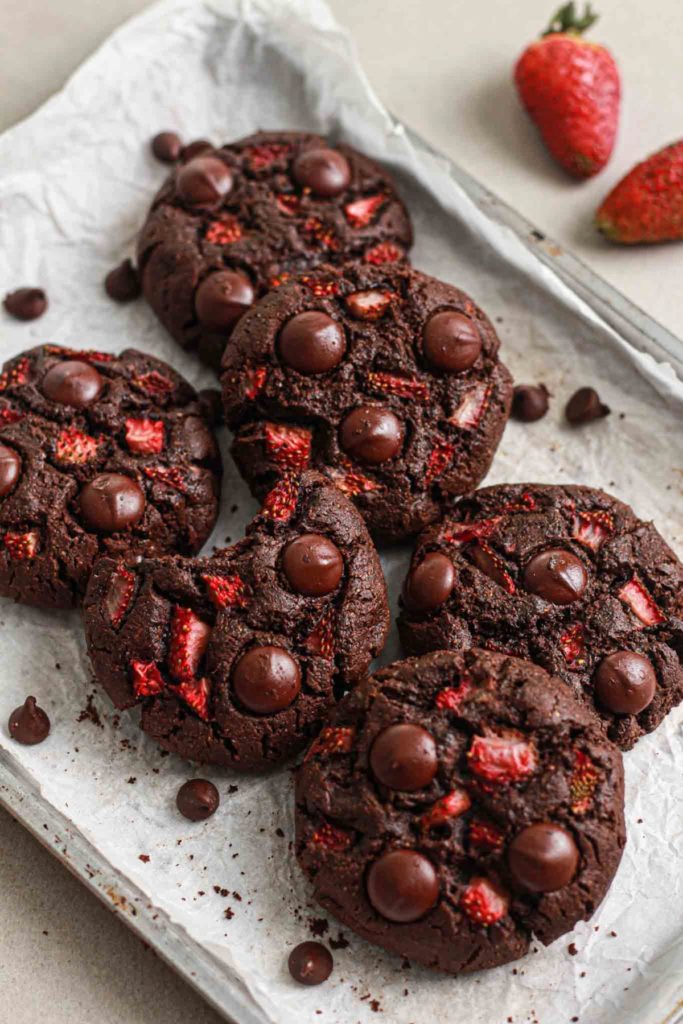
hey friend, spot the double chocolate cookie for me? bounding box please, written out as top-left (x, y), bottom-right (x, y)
top-left (399, 483), bottom-right (683, 749)
top-left (296, 649), bottom-right (625, 974)
top-left (0, 344), bottom-right (221, 608)
top-left (83, 472), bottom-right (389, 769)
top-left (137, 131), bottom-right (413, 368)
top-left (222, 263), bottom-right (513, 543)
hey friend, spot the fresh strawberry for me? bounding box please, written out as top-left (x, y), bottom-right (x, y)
top-left (364, 242), bottom-right (404, 265)
top-left (596, 140), bottom-right (683, 243)
top-left (515, 3), bottom-right (620, 178)
top-left (330, 464), bottom-right (379, 497)
top-left (618, 576), bottom-right (665, 627)
top-left (105, 566), bottom-right (136, 628)
top-left (467, 541), bottom-right (516, 594)
top-left (311, 821), bottom-right (353, 852)
top-left (345, 290), bottom-right (392, 321)
top-left (54, 427), bottom-right (99, 465)
top-left (306, 606), bottom-right (335, 659)
top-left (172, 677), bottom-right (211, 720)
top-left (204, 215), bottom-right (243, 245)
top-left (468, 734), bottom-right (537, 784)
top-left (260, 474), bottom-right (299, 522)
top-left (244, 143), bottom-right (290, 169)
top-left (168, 606), bottom-right (211, 681)
top-left (434, 678), bottom-right (471, 711)
top-left (444, 518), bottom-right (501, 545)
top-left (131, 660), bottom-right (164, 697)
top-left (276, 193), bottom-right (300, 216)
top-left (3, 530), bottom-right (39, 560)
top-left (468, 818), bottom-right (505, 853)
top-left (424, 440), bottom-right (455, 485)
top-left (367, 372), bottom-right (429, 402)
top-left (125, 418), bottom-right (165, 455)
top-left (0, 357), bottom-right (30, 391)
top-left (570, 749), bottom-right (599, 814)
top-left (344, 194), bottom-right (386, 228)
top-left (244, 365), bottom-right (267, 400)
top-left (572, 509), bottom-right (613, 550)
top-left (419, 788), bottom-right (471, 830)
top-left (133, 370), bottom-right (174, 397)
top-left (560, 622), bottom-right (585, 664)
top-left (450, 383), bottom-right (490, 429)
top-left (460, 877), bottom-right (509, 925)
top-left (302, 217), bottom-right (338, 250)
top-left (202, 573), bottom-right (248, 609)
top-left (143, 465), bottom-right (186, 491)
top-left (305, 726), bottom-right (355, 762)
top-left (299, 275), bottom-right (340, 297)
top-left (263, 422), bottom-right (311, 471)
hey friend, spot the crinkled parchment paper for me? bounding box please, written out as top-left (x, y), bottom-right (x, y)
top-left (1, 1), bottom-right (683, 1022)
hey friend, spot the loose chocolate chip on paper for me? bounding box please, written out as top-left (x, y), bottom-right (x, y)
top-left (3, 288), bottom-right (48, 321)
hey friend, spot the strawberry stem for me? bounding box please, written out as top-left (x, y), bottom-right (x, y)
top-left (542, 1), bottom-right (598, 36)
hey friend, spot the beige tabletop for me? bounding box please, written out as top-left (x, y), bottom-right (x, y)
top-left (1, 2), bottom-right (682, 1022)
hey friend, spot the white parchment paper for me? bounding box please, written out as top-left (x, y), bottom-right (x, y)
top-left (1, 1), bottom-right (683, 1022)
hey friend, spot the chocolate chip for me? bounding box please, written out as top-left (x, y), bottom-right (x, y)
top-left (366, 849), bottom-right (439, 923)
top-left (197, 388), bottom-right (223, 426)
top-left (402, 552), bottom-right (454, 612)
top-left (181, 139), bottom-right (213, 162)
top-left (339, 406), bottom-right (403, 465)
top-left (288, 941), bottom-right (333, 985)
top-left (177, 156), bottom-right (233, 207)
top-left (3, 287), bottom-right (48, 321)
top-left (422, 310), bottom-right (482, 372)
top-left (104, 259), bottom-right (141, 302)
top-left (565, 387), bottom-right (610, 425)
top-left (176, 779), bottom-right (219, 821)
top-left (278, 312), bottom-right (346, 375)
top-left (370, 724), bottom-right (438, 791)
top-left (292, 147), bottom-right (351, 198)
top-left (0, 443), bottom-right (21, 498)
top-left (523, 548), bottom-right (588, 604)
top-left (593, 651), bottom-right (656, 714)
top-left (79, 473), bottom-right (146, 533)
top-left (508, 823), bottom-right (579, 892)
top-left (511, 384), bottom-right (549, 422)
top-left (195, 270), bottom-right (254, 330)
top-left (8, 696), bottom-right (50, 745)
top-left (151, 131), bottom-right (182, 163)
top-left (42, 360), bottom-right (104, 408)
top-left (468, 542), bottom-right (511, 589)
top-left (282, 533), bottom-right (344, 596)
top-left (232, 645), bottom-right (301, 714)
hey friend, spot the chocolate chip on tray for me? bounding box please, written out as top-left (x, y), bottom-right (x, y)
top-left (151, 131), bottom-right (183, 163)
top-left (511, 383), bottom-right (549, 422)
top-left (176, 779), bottom-right (220, 821)
top-left (565, 386), bottom-right (610, 425)
top-left (3, 288), bottom-right (48, 321)
top-left (8, 696), bottom-right (50, 745)
top-left (104, 259), bottom-right (141, 302)
top-left (287, 941), bottom-right (333, 985)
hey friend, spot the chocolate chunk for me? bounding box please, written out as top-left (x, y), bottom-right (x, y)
top-left (508, 823), bottom-right (579, 892)
top-left (511, 384), bottom-right (549, 422)
top-left (565, 387), bottom-right (610, 425)
top-left (104, 259), bottom-right (141, 302)
top-left (3, 287), bottom-right (48, 321)
top-left (42, 360), bottom-right (103, 408)
top-left (292, 147), bottom-right (351, 197)
top-left (523, 548), bottom-right (588, 604)
top-left (370, 723), bottom-right (438, 791)
top-left (79, 473), bottom-right (146, 532)
top-left (422, 310), bottom-right (482, 372)
top-left (151, 131), bottom-right (182, 163)
top-left (282, 534), bottom-right (344, 596)
top-left (339, 406), bottom-right (403, 465)
top-left (402, 552), bottom-right (455, 612)
top-left (8, 695), bottom-right (50, 745)
top-left (176, 778), bottom-right (219, 821)
top-left (195, 270), bottom-right (254, 330)
top-left (366, 849), bottom-right (439, 923)
top-left (288, 941), bottom-right (333, 985)
top-left (177, 156), bottom-right (233, 207)
top-left (232, 645), bottom-right (301, 714)
top-left (593, 651), bottom-right (656, 714)
top-left (278, 312), bottom-right (346, 375)
top-left (0, 444), bottom-right (21, 498)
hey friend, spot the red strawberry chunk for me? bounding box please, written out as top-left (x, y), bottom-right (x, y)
top-left (444, 517), bottom-right (501, 545)
top-left (202, 572), bottom-right (248, 609)
top-left (331, 463), bottom-right (379, 497)
top-left (305, 726), bottom-right (355, 762)
top-left (572, 510), bottom-right (614, 551)
top-left (172, 677), bottom-right (211, 720)
top-left (468, 541), bottom-right (516, 594)
top-left (570, 749), bottom-right (599, 815)
top-left (131, 660), bottom-right (164, 697)
top-left (344, 194), bottom-right (386, 228)
top-left (54, 427), bottom-right (99, 465)
top-left (3, 530), bottom-right (39, 560)
top-left (264, 422), bottom-right (311, 472)
top-left (560, 623), bottom-right (585, 664)
top-left (434, 678), bottom-right (471, 711)
top-left (244, 142), bottom-right (290, 169)
top-left (311, 821), bottom-right (353, 852)
top-left (364, 242), bottom-right (404, 265)
top-left (204, 215), bottom-right (243, 245)
top-left (133, 370), bottom-right (174, 397)
top-left (168, 606), bottom-right (211, 681)
top-left (367, 372), bottom-right (429, 402)
top-left (420, 787), bottom-right (471, 829)
top-left (468, 734), bottom-right (537, 784)
top-left (306, 606), bottom-right (335, 659)
top-left (301, 217), bottom-right (338, 250)
top-left (450, 383), bottom-right (490, 429)
top-left (269, 272), bottom-right (293, 289)
top-left (260, 474), bottom-right (299, 522)
top-left (44, 346), bottom-right (115, 364)
top-left (468, 818), bottom-right (505, 853)
top-left (425, 440), bottom-right (455, 485)
top-left (105, 566), bottom-right (136, 628)
top-left (299, 275), bottom-right (340, 297)
top-left (618, 576), bottom-right (665, 627)
top-left (345, 289), bottom-right (392, 321)
top-left (143, 465), bottom-right (186, 492)
top-left (244, 365), bottom-right (267, 400)
top-left (276, 193), bottom-right (300, 215)
top-left (501, 492), bottom-right (538, 515)
top-left (0, 357), bottom-right (31, 391)
top-left (460, 877), bottom-right (509, 926)
top-left (0, 404), bottom-right (24, 426)
top-left (125, 418), bottom-right (165, 454)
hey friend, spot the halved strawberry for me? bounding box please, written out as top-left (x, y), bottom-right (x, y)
top-left (311, 821), bottom-right (353, 851)
top-left (143, 465), bottom-right (186, 492)
top-left (299, 275), bottom-right (340, 297)
top-left (244, 365), bottom-right (267, 400)
top-left (276, 193), bottom-right (300, 216)
top-left (468, 818), bottom-right (505, 853)
top-left (345, 289), bottom-right (392, 321)
top-left (125, 418), bottom-right (165, 455)
top-left (618, 576), bottom-right (665, 627)
top-left (424, 440), bottom-right (455, 486)
top-left (204, 215), bottom-right (243, 245)
top-left (367, 372), bottom-right (429, 402)
top-left (260, 474), bottom-right (299, 522)
top-left (131, 660), bottom-right (164, 697)
top-left (419, 787), bottom-right (471, 830)
top-left (468, 734), bottom-right (537, 784)
top-left (0, 404), bottom-right (24, 426)
top-left (460, 877), bottom-right (509, 925)
top-left (172, 677), bottom-right (211, 720)
top-left (434, 679), bottom-right (471, 711)
top-left (202, 573), bottom-right (248, 609)
top-left (54, 427), bottom-right (99, 465)
top-left (560, 623), bottom-right (585, 664)
top-left (304, 726), bottom-right (355, 762)
top-left (0, 357), bottom-right (30, 391)
top-left (467, 541), bottom-right (516, 594)
top-left (306, 606), bottom-right (335, 659)
top-left (263, 422), bottom-right (311, 472)
top-left (364, 242), bottom-right (404, 265)
top-left (570, 749), bottom-right (599, 815)
top-left (3, 530), bottom-right (39, 560)
top-left (133, 370), bottom-right (175, 397)
top-left (105, 566), bottom-right (136, 628)
top-left (344, 194), bottom-right (386, 228)
top-left (243, 142), bottom-right (290, 169)
top-left (572, 510), bottom-right (614, 551)
top-left (168, 606), bottom-right (211, 681)
top-left (450, 383), bottom-right (490, 429)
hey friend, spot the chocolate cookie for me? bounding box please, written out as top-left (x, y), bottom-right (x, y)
top-left (221, 263), bottom-right (513, 543)
top-left (0, 344), bottom-right (221, 608)
top-left (399, 483), bottom-right (683, 749)
top-left (83, 472), bottom-right (389, 770)
top-left (295, 649), bottom-right (625, 974)
top-left (137, 131), bottom-right (413, 368)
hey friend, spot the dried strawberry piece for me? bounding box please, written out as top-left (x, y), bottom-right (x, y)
top-left (468, 818), bottom-right (505, 853)
top-left (306, 606), bottom-right (335, 659)
top-left (0, 357), bottom-right (30, 391)
top-left (311, 821), bottom-right (353, 851)
top-left (560, 623), bottom-right (585, 664)
top-left (131, 660), bottom-right (164, 697)
top-left (202, 573), bottom-right (248, 609)
top-left (54, 427), bottom-right (99, 465)
top-left (344, 194), bottom-right (386, 228)
top-left (143, 465), bottom-right (186, 492)
top-left (172, 677), bottom-right (211, 720)
top-left (0, 404), bottom-right (24, 426)
top-left (419, 787), bottom-right (471, 830)
top-left (133, 370), bottom-right (175, 397)
top-left (570, 749), bottom-right (599, 815)
top-left (276, 193), bottom-right (300, 215)
top-left (304, 726), bottom-right (355, 762)
top-left (618, 576), bottom-right (665, 627)
top-left (434, 678), bottom-right (471, 711)
top-left (301, 217), bottom-right (338, 250)
top-left (345, 289), bottom-right (392, 321)
top-left (244, 365), bottom-right (267, 400)
top-left (460, 877), bottom-right (509, 926)
top-left (204, 215), bottom-right (243, 245)
top-left (260, 474), bottom-right (299, 522)
top-left (364, 242), bottom-right (404, 265)
top-left (105, 566), bottom-right (135, 628)
top-left (299, 275), bottom-right (340, 297)
top-left (468, 734), bottom-right (537, 784)
top-left (572, 509), bottom-right (614, 551)
top-left (425, 440), bottom-right (455, 486)
top-left (468, 541), bottom-right (515, 594)
top-left (168, 606), bottom-right (211, 681)
top-left (3, 530), bottom-right (39, 560)
top-left (450, 383), bottom-right (490, 429)
top-left (244, 142), bottom-right (291, 169)
top-left (367, 372), bottom-right (429, 402)
top-left (264, 422), bottom-right (311, 471)
top-left (269, 272), bottom-right (293, 289)
top-left (125, 418), bottom-right (165, 454)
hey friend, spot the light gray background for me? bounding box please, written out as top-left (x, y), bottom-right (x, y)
top-left (0, 2), bottom-right (681, 1021)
